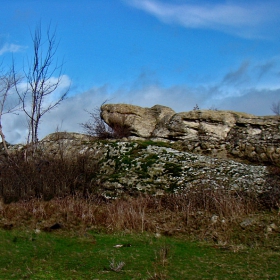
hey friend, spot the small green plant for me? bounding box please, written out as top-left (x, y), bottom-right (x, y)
top-left (164, 162), bottom-right (182, 177)
top-left (140, 153), bottom-right (159, 174)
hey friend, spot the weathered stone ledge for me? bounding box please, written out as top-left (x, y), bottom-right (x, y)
top-left (101, 104), bottom-right (280, 165)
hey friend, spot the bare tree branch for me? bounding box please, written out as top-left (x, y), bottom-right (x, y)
top-left (16, 23), bottom-right (69, 151)
top-left (0, 63), bottom-right (21, 155)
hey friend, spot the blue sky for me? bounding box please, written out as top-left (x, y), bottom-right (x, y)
top-left (1, 0), bottom-right (280, 143)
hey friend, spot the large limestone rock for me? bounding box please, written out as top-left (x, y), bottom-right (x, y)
top-left (101, 104), bottom-right (175, 138)
top-left (101, 104), bottom-right (280, 164)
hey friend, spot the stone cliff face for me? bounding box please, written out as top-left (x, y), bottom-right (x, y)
top-left (101, 104), bottom-right (280, 165)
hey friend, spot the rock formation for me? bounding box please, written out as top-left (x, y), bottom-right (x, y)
top-left (39, 132), bottom-right (275, 198)
top-left (101, 104), bottom-right (280, 165)
top-left (5, 104), bottom-right (278, 199)
top-left (101, 104), bottom-right (175, 138)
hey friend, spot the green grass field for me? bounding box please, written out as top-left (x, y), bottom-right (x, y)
top-left (0, 228), bottom-right (279, 279)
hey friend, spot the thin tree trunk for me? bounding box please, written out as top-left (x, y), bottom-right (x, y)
top-left (0, 124), bottom-right (9, 156)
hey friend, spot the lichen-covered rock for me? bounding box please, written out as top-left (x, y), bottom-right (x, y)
top-left (25, 132), bottom-right (276, 199)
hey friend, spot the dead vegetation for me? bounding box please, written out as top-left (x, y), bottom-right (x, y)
top-left (0, 187), bottom-right (279, 247)
top-left (80, 104), bottom-right (131, 139)
top-left (0, 149), bottom-right (99, 203)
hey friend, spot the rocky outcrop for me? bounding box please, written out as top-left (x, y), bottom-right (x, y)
top-left (101, 104), bottom-right (280, 165)
top-left (37, 133), bottom-right (275, 198)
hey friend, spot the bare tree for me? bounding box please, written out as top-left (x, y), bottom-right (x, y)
top-left (271, 101), bottom-right (280, 116)
top-left (16, 23), bottom-right (69, 149)
top-left (0, 65), bottom-right (21, 155)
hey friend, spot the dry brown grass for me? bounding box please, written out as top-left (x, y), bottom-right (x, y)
top-left (1, 188), bottom-right (278, 247)
top-left (0, 150), bottom-right (99, 202)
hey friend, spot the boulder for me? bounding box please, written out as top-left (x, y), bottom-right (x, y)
top-left (101, 104), bottom-right (175, 138)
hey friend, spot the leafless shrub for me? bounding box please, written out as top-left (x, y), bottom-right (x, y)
top-left (80, 106), bottom-right (114, 139)
top-left (1, 159), bottom-right (279, 247)
top-left (193, 104), bottom-right (219, 111)
top-left (0, 188), bottom-right (278, 247)
top-left (0, 150), bottom-right (99, 203)
top-left (80, 105), bottom-right (131, 139)
top-left (3, 188), bottom-right (260, 225)
top-left (105, 196), bottom-right (148, 232)
top-left (271, 101), bottom-right (280, 115)
top-left (188, 187), bottom-right (257, 217)
top-left (209, 105), bottom-right (218, 111)
top-left (193, 104), bottom-right (200, 111)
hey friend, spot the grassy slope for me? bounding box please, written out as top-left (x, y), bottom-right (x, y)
top-left (0, 229), bottom-right (279, 279)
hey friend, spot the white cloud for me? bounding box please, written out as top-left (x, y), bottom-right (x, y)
top-left (0, 43), bottom-right (26, 55)
top-left (126, 0), bottom-right (280, 38)
top-left (44, 75), bottom-right (72, 102)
